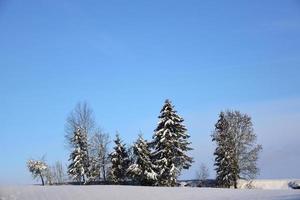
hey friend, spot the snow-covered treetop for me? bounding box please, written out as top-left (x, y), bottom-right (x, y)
top-left (27, 160), bottom-right (47, 171)
top-left (27, 159), bottom-right (47, 177)
top-left (158, 100), bottom-right (183, 121)
top-left (154, 99), bottom-right (188, 138)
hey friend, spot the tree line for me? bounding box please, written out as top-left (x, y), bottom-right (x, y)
top-left (27, 100), bottom-right (262, 188)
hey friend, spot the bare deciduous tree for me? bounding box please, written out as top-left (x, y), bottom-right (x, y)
top-left (50, 161), bottom-right (66, 184)
top-left (43, 161), bottom-right (67, 185)
top-left (45, 167), bottom-right (53, 185)
top-left (197, 163), bottom-right (209, 181)
top-left (225, 111), bottom-right (262, 180)
top-left (89, 130), bottom-right (111, 182)
top-left (65, 101), bottom-right (95, 148)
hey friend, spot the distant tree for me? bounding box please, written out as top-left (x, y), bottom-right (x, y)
top-left (109, 134), bottom-right (130, 184)
top-left (65, 102), bottom-right (95, 148)
top-left (27, 158), bottom-right (48, 186)
top-left (68, 127), bottom-right (89, 184)
top-left (48, 161), bottom-right (66, 185)
top-left (151, 99), bottom-right (193, 186)
top-left (212, 111), bottom-right (262, 188)
top-left (197, 163), bottom-right (209, 181)
top-left (225, 111), bottom-right (262, 180)
top-left (45, 166), bottom-right (53, 185)
top-left (89, 129), bottom-right (110, 182)
top-left (127, 135), bottom-right (157, 186)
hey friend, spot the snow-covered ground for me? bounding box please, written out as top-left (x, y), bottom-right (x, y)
top-left (0, 185), bottom-right (300, 200)
top-left (238, 179), bottom-right (300, 190)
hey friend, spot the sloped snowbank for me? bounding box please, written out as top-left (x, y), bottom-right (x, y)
top-left (0, 185), bottom-right (300, 200)
top-left (237, 179), bottom-right (300, 190)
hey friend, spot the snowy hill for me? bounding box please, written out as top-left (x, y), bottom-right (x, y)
top-left (1, 185), bottom-right (300, 200)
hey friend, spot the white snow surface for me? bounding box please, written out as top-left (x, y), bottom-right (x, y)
top-left (1, 185), bottom-right (300, 200)
top-left (237, 179), bottom-right (300, 190)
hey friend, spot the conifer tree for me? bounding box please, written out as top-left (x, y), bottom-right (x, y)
top-left (109, 134), bottom-right (130, 184)
top-left (68, 127), bottom-right (89, 184)
top-left (212, 112), bottom-right (239, 188)
top-left (127, 135), bottom-right (157, 186)
top-left (151, 99), bottom-right (193, 186)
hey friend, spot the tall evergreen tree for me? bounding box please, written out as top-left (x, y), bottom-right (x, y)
top-left (109, 134), bottom-right (130, 184)
top-left (68, 127), bottom-right (89, 184)
top-left (127, 135), bottom-right (157, 186)
top-left (212, 112), bottom-right (239, 188)
top-left (151, 99), bottom-right (193, 186)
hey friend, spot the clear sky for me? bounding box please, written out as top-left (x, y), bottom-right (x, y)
top-left (1, 0), bottom-right (300, 184)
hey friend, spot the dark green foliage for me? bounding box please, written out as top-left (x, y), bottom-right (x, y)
top-left (109, 134), bottom-right (130, 184)
top-left (68, 127), bottom-right (90, 184)
top-left (127, 135), bottom-right (157, 186)
top-left (152, 99), bottom-right (193, 186)
top-left (213, 112), bottom-right (239, 188)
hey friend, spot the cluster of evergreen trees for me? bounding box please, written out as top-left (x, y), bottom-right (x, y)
top-left (67, 100), bottom-right (193, 186)
top-left (28, 99), bottom-right (261, 188)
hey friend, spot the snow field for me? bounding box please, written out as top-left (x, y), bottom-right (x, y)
top-left (0, 185), bottom-right (300, 200)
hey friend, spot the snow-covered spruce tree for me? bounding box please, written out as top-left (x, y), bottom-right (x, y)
top-left (68, 127), bottom-right (90, 184)
top-left (151, 99), bottom-right (193, 186)
top-left (88, 155), bottom-right (100, 182)
top-left (127, 135), bottom-right (157, 186)
top-left (27, 159), bottom-right (48, 186)
top-left (212, 112), bottom-right (239, 188)
top-left (109, 134), bottom-right (130, 184)
top-left (65, 102), bottom-right (97, 183)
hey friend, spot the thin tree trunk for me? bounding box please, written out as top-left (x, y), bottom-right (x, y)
top-left (102, 155), bottom-right (107, 182)
top-left (102, 165), bottom-right (106, 182)
top-left (99, 170), bottom-right (102, 181)
top-left (40, 174), bottom-right (44, 186)
top-left (82, 175), bottom-right (85, 185)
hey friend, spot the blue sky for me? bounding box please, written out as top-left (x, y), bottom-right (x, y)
top-left (1, 0), bottom-right (300, 184)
